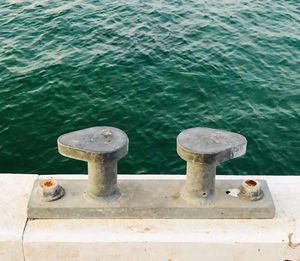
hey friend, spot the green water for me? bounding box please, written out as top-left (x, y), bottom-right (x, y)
top-left (0, 0), bottom-right (299, 175)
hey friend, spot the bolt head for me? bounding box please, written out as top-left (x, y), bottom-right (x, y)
top-left (239, 179), bottom-right (264, 201)
top-left (39, 179), bottom-right (64, 201)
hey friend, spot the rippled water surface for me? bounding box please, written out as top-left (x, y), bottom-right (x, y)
top-left (0, 0), bottom-right (299, 175)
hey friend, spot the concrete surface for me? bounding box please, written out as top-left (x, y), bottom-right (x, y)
top-left (0, 174), bottom-right (299, 261)
top-left (25, 175), bottom-right (300, 261)
top-left (0, 174), bottom-right (37, 261)
top-left (27, 179), bottom-right (275, 219)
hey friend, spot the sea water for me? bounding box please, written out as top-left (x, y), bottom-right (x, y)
top-left (0, 0), bottom-right (299, 175)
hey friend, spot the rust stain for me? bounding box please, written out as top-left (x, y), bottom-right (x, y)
top-left (23, 192), bottom-right (30, 199)
top-left (33, 220), bottom-right (54, 229)
top-left (245, 180), bottom-right (257, 186)
top-left (171, 192), bottom-right (180, 200)
top-left (261, 225), bottom-right (267, 229)
top-left (127, 225), bottom-right (133, 230)
top-left (127, 225), bottom-right (151, 233)
top-left (288, 233), bottom-right (300, 249)
top-left (43, 180), bottom-right (55, 187)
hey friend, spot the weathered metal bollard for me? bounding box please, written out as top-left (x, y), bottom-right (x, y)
top-left (177, 127), bottom-right (247, 204)
top-left (57, 126), bottom-right (128, 202)
top-left (27, 126), bottom-right (275, 219)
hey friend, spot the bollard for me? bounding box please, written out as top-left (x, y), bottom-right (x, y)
top-left (28, 126), bottom-right (275, 219)
top-left (57, 126), bottom-right (128, 202)
top-left (177, 127), bottom-right (247, 204)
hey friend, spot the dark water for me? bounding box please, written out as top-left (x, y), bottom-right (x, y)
top-left (0, 0), bottom-right (299, 175)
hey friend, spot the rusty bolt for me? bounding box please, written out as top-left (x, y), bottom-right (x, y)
top-left (239, 179), bottom-right (264, 201)
top-left (38, 179), bottom-right (65, 201)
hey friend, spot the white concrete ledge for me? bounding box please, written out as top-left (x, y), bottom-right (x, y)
top-left (0, 174), bottom-right (37, 261)
top-left (1, 174), bottom-right (299, 260)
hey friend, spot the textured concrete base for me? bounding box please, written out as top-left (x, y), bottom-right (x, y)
top-left (28, 178), bottom-right (275, 219)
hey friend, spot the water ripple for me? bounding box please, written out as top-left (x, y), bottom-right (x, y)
top-left (0, 0), bottom-right (299, 174)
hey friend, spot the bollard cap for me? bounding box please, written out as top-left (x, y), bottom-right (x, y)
top-left (177, 127), bottom-right (247, 163)
top-left (58, 127), bottom-right (129, 162)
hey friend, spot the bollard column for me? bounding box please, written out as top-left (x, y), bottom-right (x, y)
top-left (87, 159), bottom-right (118, 198)
top-left (185, 161), bottom-right (217, 200)
top-left (57, 126), bottom-right (128, 202)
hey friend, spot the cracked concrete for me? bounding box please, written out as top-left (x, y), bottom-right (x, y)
top-left (0, 174), bottom-right (37, 261)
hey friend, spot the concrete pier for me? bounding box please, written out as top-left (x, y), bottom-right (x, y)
top-left (0, 173), bottom-right (299, 261)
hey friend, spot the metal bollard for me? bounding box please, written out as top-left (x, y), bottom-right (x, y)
top-left (177, 127), bottom-right (247, 204)
top-left (57, 126), bottom-right (128, 202)
top-left (28, 126), bottom-right (275, 219)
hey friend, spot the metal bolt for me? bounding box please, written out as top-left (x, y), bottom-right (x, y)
top-left (57, 126), bottom-right (128, 202)
top-left (39, 179), bottom-right (64, 201)
top-left (239, 179), bottom-right (264, 201)
top-left (177, 127), bottom-right (247, 204)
